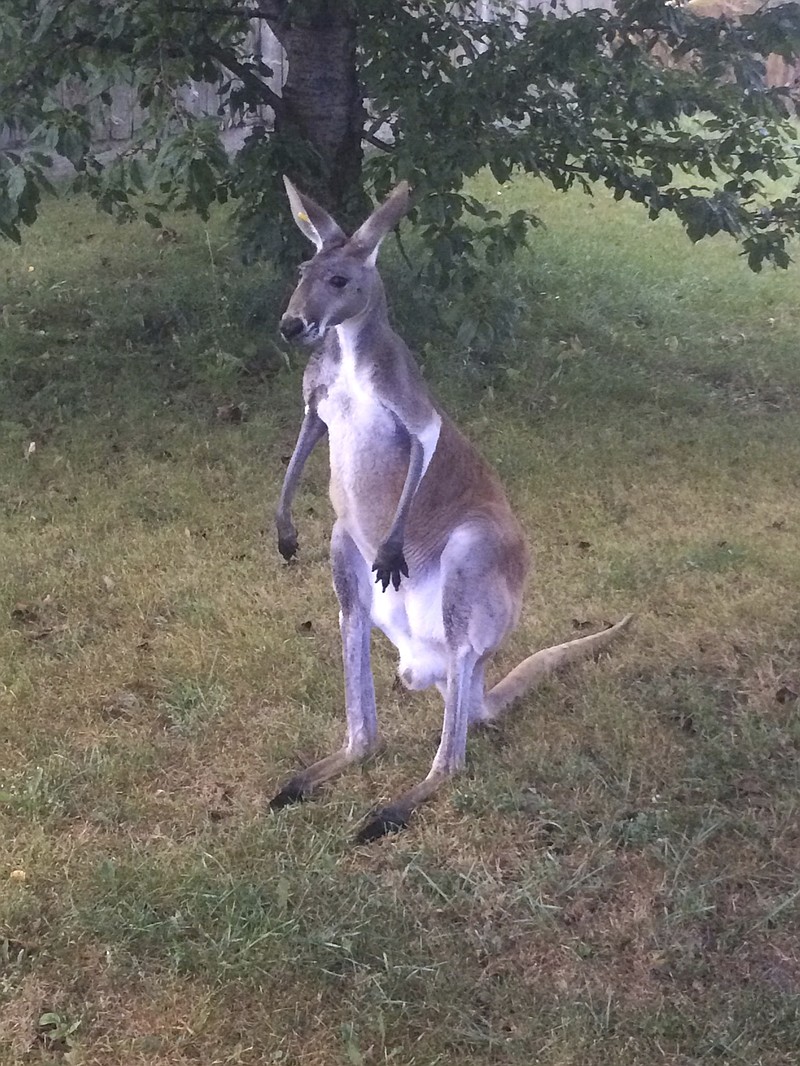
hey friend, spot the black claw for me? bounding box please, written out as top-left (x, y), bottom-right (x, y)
top-left (355, 805), bottom-right (409, 844)
top-left (372, 544), bottom-right (409, 593)
top-left (373, 565), bottom-right (406, 592)
top-left (269, 778), bottom-right (307, 810)
top-left (278, 535), bottom-right (298, 561)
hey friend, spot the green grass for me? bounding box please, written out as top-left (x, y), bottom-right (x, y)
top-left (1, 176), bottom-right (799, 1065)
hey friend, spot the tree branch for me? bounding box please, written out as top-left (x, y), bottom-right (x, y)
top-left (207, 45), bottom-right (285, 119)
top-left (363, 130), bottom-right (394, 153)
top-left (247, 2), bottom-right (286, 18)
top-left (165, 3), bottom-right (285, 19)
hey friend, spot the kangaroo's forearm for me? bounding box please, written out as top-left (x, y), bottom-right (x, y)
top-left (371, 434), bottom-right (425, 591)
top-left (275, 406), bottom-right (327, 559)
top-left (385, 434), bottom-right (425, 546)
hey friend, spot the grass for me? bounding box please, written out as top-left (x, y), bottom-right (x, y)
top-left (1, 173), bottom-right (799, 1065)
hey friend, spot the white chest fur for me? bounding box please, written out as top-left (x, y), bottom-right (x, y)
top-left (315, 324), bottom-right (402, 547)
top-left (316, 324), bottom-right (393, 436)
top-left (322, 321), bottom-right (441, 472)
top-left (316, 320), bottom-right (441, 558)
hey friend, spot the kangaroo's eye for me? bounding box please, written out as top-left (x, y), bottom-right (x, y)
top-left (329, 275), bottom-right (349, 289)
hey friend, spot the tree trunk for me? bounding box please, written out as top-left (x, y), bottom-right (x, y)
top-left (269, 3), bottom-right (365, 225)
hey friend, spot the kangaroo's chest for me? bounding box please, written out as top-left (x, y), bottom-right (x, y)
top-left (316, 343), bottom-right (402, 446)
top-left (315, 351), bottom-right (408, 536)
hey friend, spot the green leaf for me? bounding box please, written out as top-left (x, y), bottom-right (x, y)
top-left (345, 1040), bottom-right (364, 1066)
top-left (6, 164), bottom-right (27, 204)
top-left (57, 128), bottom-right (88, 169)
top-left (129, 158), bottom-right (147, 192)
top-left (455, 315), bottom-right (479, 348)
top-left (33, 0), bottom-right (60, 42)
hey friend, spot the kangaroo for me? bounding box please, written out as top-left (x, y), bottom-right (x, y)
top-left (271, 176), bottom-right (632, 842)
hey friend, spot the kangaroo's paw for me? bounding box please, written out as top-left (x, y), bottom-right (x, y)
top-left (269, 776), bottom-right (310, 810)
top-left (371, 540), bottom-right (409, 592)
top-left (355, 804), bottom-right (410, 844)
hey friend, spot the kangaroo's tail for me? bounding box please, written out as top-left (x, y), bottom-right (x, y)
top-left (481, 614), bottom-right (634, 721)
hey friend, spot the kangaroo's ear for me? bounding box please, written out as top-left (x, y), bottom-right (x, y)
top-left (283, 176), bottom-right (346, 250)
top-left (350, 181), bottom-right (411, 265)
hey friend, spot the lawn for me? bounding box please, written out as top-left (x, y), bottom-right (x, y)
top-left (1, 174), bottom-right (799, 1065)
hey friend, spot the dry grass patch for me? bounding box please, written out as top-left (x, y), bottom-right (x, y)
top-left (2, 181), bottom-right (800, 1064)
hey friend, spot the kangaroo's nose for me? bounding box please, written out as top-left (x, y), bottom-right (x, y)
top-left (280, 315), bottom-right (305, 341)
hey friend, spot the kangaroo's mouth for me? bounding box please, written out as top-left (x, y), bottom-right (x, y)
top-left (279, 316), bottom-right (325, 346)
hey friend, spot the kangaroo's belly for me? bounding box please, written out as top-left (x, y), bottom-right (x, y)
top-left (370, 565), bottom-right (448, 691)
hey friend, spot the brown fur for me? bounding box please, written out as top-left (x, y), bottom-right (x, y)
top-left (271, 177), bottom-right (631, 840)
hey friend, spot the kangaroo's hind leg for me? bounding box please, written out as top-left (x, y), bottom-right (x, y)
top-left (356, 522), bottom-right (514, 842)
top-left (270, 521), bottom-right (379, 809)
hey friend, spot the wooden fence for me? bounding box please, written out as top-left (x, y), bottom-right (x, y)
top-left (1, 20), bottom-right (285, 149)
top-left (0, 4), bottom-right (626, 151)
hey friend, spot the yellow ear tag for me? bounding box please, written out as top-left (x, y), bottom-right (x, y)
top-left (297, 211), bottom-right (309, 222)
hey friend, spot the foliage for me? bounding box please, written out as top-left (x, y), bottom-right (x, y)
top-left (364, 0), bottom-right (800, 280)
top-left (1, 0), bottom-right (800, 280)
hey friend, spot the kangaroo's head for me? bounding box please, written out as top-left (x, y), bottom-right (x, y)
top-left (279, 176), bottom-right (411, 346)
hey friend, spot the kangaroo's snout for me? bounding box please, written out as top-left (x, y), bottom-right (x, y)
top-left (280, 315), bottom-right (307, 342)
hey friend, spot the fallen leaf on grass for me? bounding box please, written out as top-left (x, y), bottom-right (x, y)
top-left (205, 782), bottom-right (234, 822)
top-left (100, 690), bottom-right (143, 720)
top-left (29, 626), bottom-right (61, 641)
top-left (215, 402), bottom-right (248, 423)
top-left (10, 603), bottom-right (38, 624)
top-left (732, 775), bottom-right (770, 806)
top-left (9, 600), bottom-right (65, 641)
top-left (670, 711), bottom-right (697, 735)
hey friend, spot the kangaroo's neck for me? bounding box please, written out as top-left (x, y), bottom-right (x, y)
top-left (334, 280), bottom-right (398, 369)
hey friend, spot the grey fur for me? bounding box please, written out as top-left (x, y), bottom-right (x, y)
top-left (272, 177), bottom-right (633, 838)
